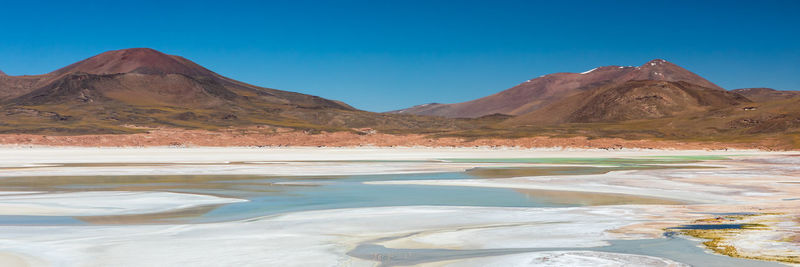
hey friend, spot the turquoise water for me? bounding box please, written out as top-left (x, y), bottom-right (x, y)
top-left (442, 156), bottom-right (731, 165)
top-left (349, 237), bottom-right (783, 267)
top-left (0, 157), bottom-right (720, 225)
top-left (196, 173), bottom-right (575, 223)
top-left (0, 171), bottom-right (580, 225)
top-left (0, 157), bottom-right (707, 225)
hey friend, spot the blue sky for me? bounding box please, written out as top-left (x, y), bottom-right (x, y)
top-left (1, 0), bottom-right (798, 111)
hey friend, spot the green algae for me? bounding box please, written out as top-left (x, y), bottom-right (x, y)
top-left (442, 155), bottom-right (735, 165)
top-left (674, 214), bottom-right (799, 264)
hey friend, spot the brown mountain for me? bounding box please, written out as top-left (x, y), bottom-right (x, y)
top-left (5, 48), bottom-right (351, 109)
top-left (392, 59), bottom-right (723, 118)
top-left (0, 48), bottom-right (467, 134)
top-left (51, 48), bottom-right (218, 76)
top-left (731, 88), bottom-right (800, 102)
top-left (504, 80), bottom-right (750, 125)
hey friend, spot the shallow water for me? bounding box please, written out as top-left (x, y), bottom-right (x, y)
top-left (0, 172), bottom-right (621, 225)
top-left (0, 158), bottom-right (702, 225)
top-left (442, 156), bottom-right (731, 165)
top-left (669, 224), bottom-right (754, 230)
top-left (348, 237), bottom-right (783, 267)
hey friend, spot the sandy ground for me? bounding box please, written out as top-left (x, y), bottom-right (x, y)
top-left (0, 127), bottom-right (794, 150)
top-left (0, 147), bottom-right (796, 266)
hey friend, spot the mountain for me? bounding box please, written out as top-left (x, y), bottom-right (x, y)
top-left (392, 59), bottom-right (723, 118)
top-left (50, 48), bottom-right (218, 76)
top-left (0, 48), bottom-right (466, 134)
top-left (503, 80), bottom-right (750, 125)
top-left (731, 88), bottom-right (800, 102)
top-left (5, 48), bottom-right (350, 109)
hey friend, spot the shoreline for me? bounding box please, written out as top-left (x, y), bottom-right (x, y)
top-left (0, 147), bottom-right (791, 168)
top-left (0, 128), bottom-right (795, 150)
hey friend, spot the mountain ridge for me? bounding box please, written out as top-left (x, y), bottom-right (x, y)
top-left (731, 88), bottom-right (800, 102)
top-left (1, 49), bottom-right (798, 149)
top-left (391, 59), bottom-right (724, 118)
top-left (504, 80), bottom-right (750, 125)
top-left (0, 48), bottom-right (472, 134)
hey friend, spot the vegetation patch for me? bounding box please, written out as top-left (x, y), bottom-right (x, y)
top-left (668, 214), bottom-right (800, 264)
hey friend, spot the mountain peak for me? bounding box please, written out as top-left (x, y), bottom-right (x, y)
top-left (643, 59), bottom-right (671, 66)
top-left (51, 48), bottom-right (214, 77)
top-left (393, 58), bottom-right (725, 118)
top-left (0, 69), bottom-right (5, 76)
top-left (631, 59), bottom-right (722, 90)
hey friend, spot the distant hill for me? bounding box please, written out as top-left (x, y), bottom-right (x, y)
top-left (731, 88), bottom-right (800, 102)
top-left (505, 80), bottom-right (750, 125)
top-left (0, 48), bottom-right (468, 134)
top-left (391, 59), bottom-right (723, 118)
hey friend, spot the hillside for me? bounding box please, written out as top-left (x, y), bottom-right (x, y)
top-left (731, 88), bottom-right (800, 102)
top-left (392, 59), bottom-right (723, 118)
top-left (505, 80), bottom-right (750, 125)
top-left (0, 48), bottom-right (474, 134)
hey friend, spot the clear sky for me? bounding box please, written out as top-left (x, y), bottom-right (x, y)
top-left (1, 0), bottom-right (798, 112)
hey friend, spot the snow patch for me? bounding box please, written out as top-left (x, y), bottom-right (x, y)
top-left (649, 59), bottom-right (667, 66)
top-left (580, 68), bottom-right (598, 74)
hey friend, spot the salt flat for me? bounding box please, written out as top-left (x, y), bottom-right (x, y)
top-left (0, 147), bottom-right (795, 266)
top-left (0, 191), bottom-right (246, 216)
top-left (0, 206), bottom-right (667, 266)
top-left (0, 146), bottom-right (781, 165)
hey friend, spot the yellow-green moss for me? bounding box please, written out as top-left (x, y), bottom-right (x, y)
top-left (677, 215), bottom-right (800, 264)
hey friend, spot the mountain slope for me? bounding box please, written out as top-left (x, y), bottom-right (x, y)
top-left (732, 88), bottom-right (800, 102)
top-left (392, 59), bottom-right (723, 118)
top-left (0, 48), bottom-right (467, 134)
top-left (51, 48), bottom-right (216, 76)
top-left (10, 48), bottom-right (353, 109)
top-left (504, 80), bottom-right (749, 125)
